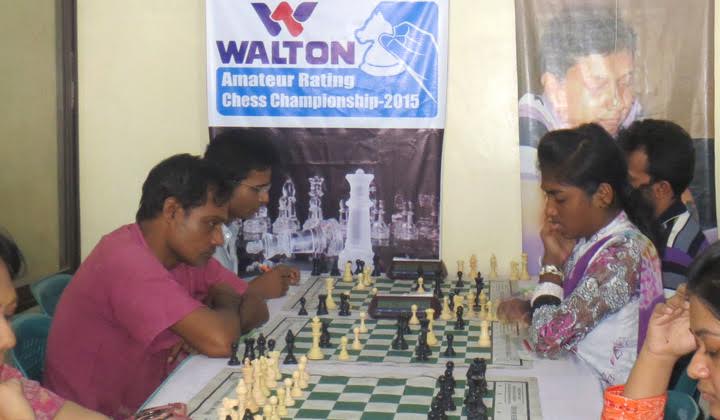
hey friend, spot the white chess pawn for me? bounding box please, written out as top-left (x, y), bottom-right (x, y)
top-left (409, 304), bottom-right (420, 325)
top-left (352, 327), bottom-right (362, 350)
top-left (359, 311), bottom-right (369, 333)
top-left (235, 380), bottom-right (247, 400)
top-left (371, 287), bottom-right (378, 296)
top-left (416, 277), bottom-right (426, 293)
top-left (355, 271), bottom-right (366, 290)
top-left (363, 267), bottom-right (373, 286)
top-left (283, 378), bottom-right (295, 407)
top-left (487, 300), bottom-right (497, 321)
top-left (276, 388), bottom-right (289, 415)
top-left (520, 252), bottom-right (530, 281)
top-left (325, 278), bottom-right (337, 309)
top-left (291, 371), bottom-right (303, 397)
top-left (299, 355), bottom-right (310, 383)
top-left (269, 396), bottom-right (281, 420)
top-left (262, 403), bottom-right (272, 420)
top-left (343, 261), bottom-right (353, 283)
top-left (440, 296), bottom-right (453, 321)
top-left (479, 320), bottom-right (491, 347)
top-left (425, 308), bottom-right (438, 346)
top-left (297, 362), bottom-right (309, 389)
top-left (338, 336), bottom-right (351, 360)
top-left (265, 358), bottom-right (277, 389)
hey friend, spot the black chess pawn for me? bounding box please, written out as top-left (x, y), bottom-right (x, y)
top-left (256, 334), bottom-right (266, 357)
top-left (283, 330), bottom-right (297, 364)
top-left (455, 271), bottom-right (464, 288)
top-left (448, 293), bottom-right (455, 311)
top-left (400, 313), bottom-right (412, 335)
top-left (267, 338), bottom-right (275, 353)
top-left (298, 296), bottom-right (308, 316)
top-left (427, 396), bottom-right (446, 420)
top-left (415, 335), bottom-right (430, 361)
top-left (329, 256), bottom-right (341, 276)
top-left (317, 294), bottom-right (329, 316)
top-left (443, 333), bottom-right (456, 357)
top-left (338, 293), bottom-right (351, 316)
top-left (354, 259), bottom-right (364, 275)
top-left (433, 275), bottom-right (443, 299)
top-left (371, 255), bottom-right (382, 276)
top-left (392, 322), bottom-right (408, 350)
top-left (311, 256), bottom-right (321, 276)
top-left (442, 375), bottom-right (456, 411)
top-left (444, 361), bottom-right (456, 392)
top-left (319, 320), bottom-right (332, 348)
top-left (228, 342), bottom-right (241, 365)
top-left (454, 306), bottom-right (465, 330)
top-left (242, 408), bottom-right (254, 420)
top-left (243, 338), bottom-right (256, 361)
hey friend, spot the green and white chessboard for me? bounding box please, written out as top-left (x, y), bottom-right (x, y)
top-left (188, 368), bottom-right (542, 420)
top-left (282, 275), bottom-right (519, 315)
top-left (256, 315), bottom-right (528, 368)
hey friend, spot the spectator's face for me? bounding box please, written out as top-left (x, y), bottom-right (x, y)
top-left (626, 149), bottom-right (658, 213)
top-left (0, 310), bottom-right (15, 361)
top-left (167, 194), bottom-right (228, 266)
top-left (0, 261), bottom-right (17, 316)
top-left (228, 169), bottom-right (272, 220)
top-left (688, 295), bottom-right (720, 417)
top-left (547, 50), bottom-right (635, 135)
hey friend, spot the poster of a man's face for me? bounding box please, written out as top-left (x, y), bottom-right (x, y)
top-left (516, 0), bottom-right (715, 275)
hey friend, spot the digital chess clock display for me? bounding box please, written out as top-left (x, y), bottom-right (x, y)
top-left (368, 294), bottom-right (440, 319)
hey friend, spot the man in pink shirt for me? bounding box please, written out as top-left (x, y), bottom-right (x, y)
top-left (44, 154), bottom-right (271, 418)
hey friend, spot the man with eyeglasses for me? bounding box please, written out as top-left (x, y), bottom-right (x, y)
top-left (619, 119), bottom-right (710, 296)
top-left (204, 129), bottom-right (300, 299)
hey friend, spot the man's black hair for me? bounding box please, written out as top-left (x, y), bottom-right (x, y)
top-left (135, 154), bottom-right (233, 222)
top-left (203, 129), bottom-right (280, 184)
top-left (618, 119), bottom-right (695, 197)
top-left (540, 7), bottom-right (636, 77)
top-left (0, 230), bottom-right (24, 280)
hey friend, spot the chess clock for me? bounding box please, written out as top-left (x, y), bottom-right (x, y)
top-left (368, 294), bottom-right (441, 319)
top-left (386, 258), bottom-right (447, 281)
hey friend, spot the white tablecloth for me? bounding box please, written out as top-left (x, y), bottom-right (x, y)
top-left (142, 278), bottom-right (604, 419)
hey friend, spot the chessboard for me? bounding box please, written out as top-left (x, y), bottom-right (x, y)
top-left (188, 368), bottom-right (543, 420)
top-left (255, 315), bottom-right (529, 368)
top-left (282, 275), bottom-right (522, 315)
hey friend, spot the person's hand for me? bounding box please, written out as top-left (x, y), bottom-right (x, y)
top-left (540, 220), bottom-right (575, 266)
top-left (643, 285), bottom-right (695, 362)
top-left (497, 298), bottom-right (532, 326)
top-left (167, 340), bottom-right (197, 365)
top-left (238, 293), bottom-right (269, 334)
top-left (252, 265), bottom-right (299, 299)
top-left (0, 378), bottom-right (35, 420)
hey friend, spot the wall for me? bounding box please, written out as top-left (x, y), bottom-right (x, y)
top-left (78, 1), bottom-right (718, 275)
top-left (0, 0), bottom-right (60, 285)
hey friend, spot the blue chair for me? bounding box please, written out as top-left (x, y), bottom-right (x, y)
top-left (30, 273), bottom-right (71, 316)
top-left (9, 313), bottom-right (52, 382)
top-left (664, 390), bottom-right (700, 420)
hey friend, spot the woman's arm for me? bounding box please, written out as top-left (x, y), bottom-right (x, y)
top-left (530, 238), bottom-right (640, 356)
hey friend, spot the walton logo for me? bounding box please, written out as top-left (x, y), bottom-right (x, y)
top-left (252, 2), bottom-right (318, 37)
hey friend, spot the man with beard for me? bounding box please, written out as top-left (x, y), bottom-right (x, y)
top-left (619, 119), bottom-right (709, 296)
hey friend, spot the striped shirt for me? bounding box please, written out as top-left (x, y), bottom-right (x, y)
top-left (660, 200), bottom-right (709, 292)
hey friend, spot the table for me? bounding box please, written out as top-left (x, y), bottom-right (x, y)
top-left (142, 275), bottom-right (604, 419)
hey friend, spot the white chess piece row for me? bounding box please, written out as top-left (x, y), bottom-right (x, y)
top-left (219, 355), bottom-right (312, 419)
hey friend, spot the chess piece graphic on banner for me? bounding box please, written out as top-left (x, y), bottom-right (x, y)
top-left (303, 175), bottom-right (325, 230)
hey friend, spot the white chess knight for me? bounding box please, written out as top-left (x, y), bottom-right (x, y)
top-left (354, 11), bottom-right (405, 77)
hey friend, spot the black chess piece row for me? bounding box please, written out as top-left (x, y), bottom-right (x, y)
top-left (228, 335), bottom-right (276, 366)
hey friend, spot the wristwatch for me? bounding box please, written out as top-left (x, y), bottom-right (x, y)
top-left (539, 264), bottom-right (564, 280)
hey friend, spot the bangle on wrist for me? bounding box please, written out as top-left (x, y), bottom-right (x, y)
top-left (539, 264), bottom-right (564, 280)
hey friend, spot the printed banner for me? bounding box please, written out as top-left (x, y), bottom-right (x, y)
top-left (206, 1), bottom-right (448, 270)
top-left (516, 0), bottom-right (716, 275)
top-left (207, 0), bottom-right (448, 128)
